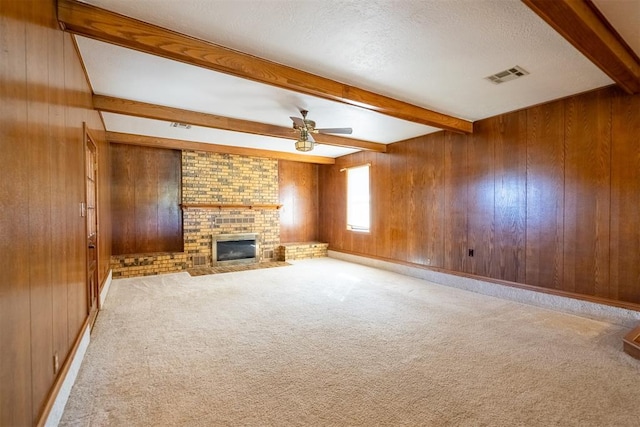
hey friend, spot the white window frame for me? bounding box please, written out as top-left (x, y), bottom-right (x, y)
top-left (346, 164), bottom-right (370, 232)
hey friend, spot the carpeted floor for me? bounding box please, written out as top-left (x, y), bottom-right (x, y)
top-left (60, 258), bottom-right (639, 426)
top-left (188, 261), bottom-right (290, 276)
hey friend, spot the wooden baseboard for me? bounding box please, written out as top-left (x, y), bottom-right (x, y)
top-left (623, 325), bottom-right (640, 360)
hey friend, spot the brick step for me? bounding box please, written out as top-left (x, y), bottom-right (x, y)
top-left (277, 242), bottom-right (328, 261)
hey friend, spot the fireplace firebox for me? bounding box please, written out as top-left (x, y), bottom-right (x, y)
top-left (211, 233), bottom-right (259, 266)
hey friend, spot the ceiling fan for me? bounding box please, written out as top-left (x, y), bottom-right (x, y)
top-left (290, 110), bottom-right (353, 152)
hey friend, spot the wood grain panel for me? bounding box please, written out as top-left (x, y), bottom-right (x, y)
top-left (0, 0), bottom-right (33, 423)
top-left (373, 150), bottom-right (392, 259)
top-left (406, 138), bottom-right (425, 264)
top-left (492, 111), bottom-right (527, 283)
top-left (111, 144), bottom-right (182, 255)
top-left (318, 162), bottom-right (343, 249)
top-left (466, 119), bottom-right (495, 277)
top-left (1, 2), bottom-right (110, 424)
top-left (278, 160), bottom-right (319, 243)
top-left (91, 125), bottom-right (111, 289)
top-left (422, 133), bottom-right (445, 268)
top-left (388, 142), bottom-right (409, 261)
top-left (405, 134), bottom-right (445, 266)
top-left (26, 2), bottom-right (55, 418)
top-left (610, 90), bottom-right (640, 303)
top-left (318, 86), bottom-right (639, 306)
top-left (110, 144), bottom-right (136, 255)
top-left (526, 100), bottom-right (565, 289)
top-left (157, 149), bottom-right (183, 252)
top-left (563, 89), bottom-right (612, 297)
top-left (443, 132), bottom-right (468, 273)
top-left (135, 149), bottom-right (159, 253)
top-left (49, 12), bottom-right (71, 372)
top-left (63, 32), bottom-right (89, 342)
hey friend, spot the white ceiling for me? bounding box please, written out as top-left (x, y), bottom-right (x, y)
top-left (75, 0), bottom-right (635, 159)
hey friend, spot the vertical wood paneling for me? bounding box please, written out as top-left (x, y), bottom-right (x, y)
top-left (526, 100), bottom-right (565, 289)
top-left (111, 144), bottom-right (182, 254)
top-left (563, 89), bottom-right (611, 297)
top-left (388, 142), bottom-right (409, 261)
top-left (0, 0), bottom-right (33, 424)
top-left (443, 132), bottom-right (468, 272)
top-left (423, 133), bottom-right (445, 268)
top-left (111, 144), bottom-right (136, 255)
top-left (316, 86), bottom-right (638, 306)
top-left (26, 1), bottom-right (55, 417)
top-left (318, 164), bottom-right (330, 247)
top-left (157, 149), bottom-right (182, 251)
top-left (492, 111), bottom-right (527, 283)
top-left (467, 119), bottom-right (495, 277)
top-left (610, 91), bottom-right (640, 303)
top-left (373, 150), bottom-right (392, 259)
top-left (136, 149), bottom-right (159, 252)
top-left (49, 14), bottom-right (70, 371)
top-left (406, 138), bottom-right (425, 264)
top-left (64, 33), bottom-right (88, 339)
top-left (278, 160), bottom-right (319, 243)
top-left (406, 134), bottom-right (445, 267)
top-left (1, 1), bottom-right (110, 424)
top-left (318, 165), bottom-right (334, 247)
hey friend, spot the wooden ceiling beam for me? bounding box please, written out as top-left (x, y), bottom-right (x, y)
top-left (523, 0), bottom-right (640, 94)
top-left (94, 95), bottom-right (386, 152)
top-left (58, 0), bottom-right (473, 133)
top-left (107, 132), bottom-right (336, 165)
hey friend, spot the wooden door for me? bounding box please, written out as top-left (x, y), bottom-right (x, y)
top-left (85, 133), bottom-right (99, 326)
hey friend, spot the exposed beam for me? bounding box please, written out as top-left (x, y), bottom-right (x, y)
top-left (58, 0), bottom-right (473, 133)
top-left (94, 95), bottom-right (386, 152)
top-left (523, 0), bottom-right (640, 94)
top-left (106, 132), bottom-right (336, 165)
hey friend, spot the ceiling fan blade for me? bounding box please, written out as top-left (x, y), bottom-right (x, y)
top-left (290, 116), bottom-right (305, 127)
top-left (317, 127), bottom-right (353, 135)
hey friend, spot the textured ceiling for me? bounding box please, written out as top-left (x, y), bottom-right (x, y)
top-left (76, 0), bottom-right (628, 159)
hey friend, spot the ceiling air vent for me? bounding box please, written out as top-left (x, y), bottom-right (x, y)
top-left (485, 66), bottom-right (529, 84)
top-left (170, 122), bottom-right (192, 129)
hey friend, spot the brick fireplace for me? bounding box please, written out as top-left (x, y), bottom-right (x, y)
top-left (111, 150), bottom-right (280, 277)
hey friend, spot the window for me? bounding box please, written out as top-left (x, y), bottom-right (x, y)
top-left (346, 164), bottom-right (370, 232)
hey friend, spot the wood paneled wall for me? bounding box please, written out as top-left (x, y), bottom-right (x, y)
top-left (111, 144), bottom-right (182, 255)
top-left (278, 160), bottom-right (319, 243)
top-left (0, 0), bottom-right (110, 425)
top-left (319, 86), bottom-right (640, 306)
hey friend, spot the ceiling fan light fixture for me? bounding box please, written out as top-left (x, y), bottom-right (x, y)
top-left (295, 138), bottom-right (314, 152)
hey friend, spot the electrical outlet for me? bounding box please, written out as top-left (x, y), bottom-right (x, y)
top-left (468, 249), bottom-right (474, 257)
top-left (426, 258), bottom-right (431, 265)
top-left (53, 353), bottom-right (59, 374)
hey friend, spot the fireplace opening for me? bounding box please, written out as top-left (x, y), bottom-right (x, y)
top-left (212, 233), bottom-right (259, 266)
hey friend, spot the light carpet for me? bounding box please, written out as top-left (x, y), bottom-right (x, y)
top-left (60, 258), bottom-right (639, 426)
